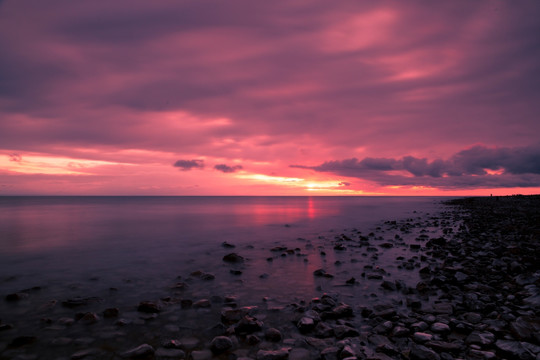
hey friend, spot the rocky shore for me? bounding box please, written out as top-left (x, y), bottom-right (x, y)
top-left (1, 195), bottom-right (539, 360)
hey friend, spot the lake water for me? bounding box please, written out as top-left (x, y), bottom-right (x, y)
top-left (0, 196), bottom-right (457, 355)
top-left (0, 196), bottom-right (452, 302)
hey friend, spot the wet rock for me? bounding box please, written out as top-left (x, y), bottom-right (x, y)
top-left (495, 340), bottom-right (533, 360)
top-left (79, 312), bottom-right (99, 324)
top-left (223, 253), bottom-right (244, 263)
top-left (289, 348), bottom-right (310, 360)
top-left (425, 340), bottom-right (462, 354)
top-left (314, 269), bottom-right (334, 278)
top-left (430, 322), bottom-right (450, 334)
top-left (380, 281), bottom-right (397, 291)
top-left (210, 336), bottom-right (233, 354)
top-left (222, 242), bottom-right (236, 248)
top-left (137, 301), bottom-right (161, 313)
top-left (314, 322), bottom-right (334, 338)
top-left (510, 316), bottom-right (540, 341)
top-left (5, 292), bottom-right (29, 302)
top-left (265, 328), bottom-right (282, 342)
top-left (0, 323), bottom-right (14, 331)
top-left (256, 349), bottom-right (289, 360)
top-left (247, 334), bottom-right (261, 345)
top-left (155, 347), bottom-right (186, 358)
top-left (465, 331), bottom-right (495, 346)
top-left (103, 307), bottom-right (119, 318)
top-left (8, 336), bottom-right (37, 348)
top-left (333, 324), bottom-right (359, 339)
top-left (391, 326), bottom-right (410, 337)
top-left (62, 297), bottom-right (102, 308)
top-left (297, 317), bottom-right (315, 333)
top-left (468, 349), bottom-right (497, 359)
top-left (200, 273), bottom-right (215, 280)
top-left (71, 348), bottom-right (100, 359)
top-left (373, 320), bottom-right (393, 334)
top-left (413, 332), bottom-right (433, 343)
top-left (322, 304), bottom-right (353, 320)
top-left (121, 344), bottom-right (155, 358)
top-left (235, 315), bottom-right (263, 335)
top-left (411, 321), bottom-right (429, 332)
top-left (193, 299), bottom-right (211, 308)
top-left (409, 343), bottom-right (440, 360)
top-left (320, 346), bottom-right (340, 360)
top-left (190, 349), bottom-right (213, 360)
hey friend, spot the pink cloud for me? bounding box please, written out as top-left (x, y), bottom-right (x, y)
top-left (0, 1), bottom-right (539, 194)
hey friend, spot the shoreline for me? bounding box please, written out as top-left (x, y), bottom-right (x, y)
top-left (1, 196), bottom-right (539, 360)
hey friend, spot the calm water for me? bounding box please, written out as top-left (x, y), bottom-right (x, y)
top-left (0, 196), bottom-right (453, 311)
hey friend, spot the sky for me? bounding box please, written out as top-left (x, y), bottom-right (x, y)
top-left (1, 1), bottom-right (540, 196)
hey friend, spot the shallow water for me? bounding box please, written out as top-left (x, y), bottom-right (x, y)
top-left (0, 196), bottom-right (456, 357)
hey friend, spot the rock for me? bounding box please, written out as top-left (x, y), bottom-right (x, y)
top-left (391, 326), bottom-right (410, 337)
top-left (265, 328), bottom-right (282, 342)
top-left (256, 349), bottom-right (289, 360)
top-left (103, 307), bottom-right (119, 318)
top-left (121, 344), bottom-right (155, 358)
top-left (320, 346), bottom-right (340, 360)
top-left (8, 335), bottom-right (37, 348)
top-left (463, 312), bottom-right (482, 324)
top-left (380, 281), bottom-right (397, 291)
top-left (297, 317), bottom-right (315, 333)
top-left (190, 349), bottom-right (213, 360)
top-left (289, 348), bottom-right (310, 360)
top-left (413, 332), bottom-right (433, 343)
top-left (5, 292), bottom-right (29, 301)
top-left (314, 322), bottom-right (334, 338)
top-left (430, 322), bottom-right (450, 334)
top-left (340, 345), bottom-right (356, 358)
top-left (79, 312), bottom-right (99, 324)
top-left (162, 339), bottom-right (183, 349)
top-left (222, 242), bottom-right (236, 248)
top-left (409, 343), bottom-right (440, 360)
top-left (223, 253), bottom-right (244, 263)
top-left (71, 348), bottom-right (100, 359)
top-left (468, 349), bottom-right (497, 359)
top-left (314, 269), bottom-right (334, 278)
top-left (323, 304), bottom-right (353, 320)
top-left (210, 336), bottom-right (233, 354)
top-left (246, 334), bottom-right (261, 345)
top-left (465, 331), bottom-right (495, 346)
top-left (137, 301), bottom-right (161, 313)
top-left (62, 297), bottom-right (102, 308)
top-left (333, 325), bottom-right (359, 339)
top-left (155, 347), bottom-right (186, 358)
top-left (193, 299), bottom-right (211, 308)
top-left (495, 340), bottom-right (533, 360)
top-left (235, 315), bottom-right (263, 334)
top-left (411, 322), bottom-right (429, 332)
top-left (200, 273), bottom-right (215, 280)
top-left (510, 316), bottom-right (540, 341)
top-left (425, 340), bottom-right (462, 354)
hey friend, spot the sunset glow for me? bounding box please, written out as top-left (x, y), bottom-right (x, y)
top-left (1, 1), bottom-right (539, 195)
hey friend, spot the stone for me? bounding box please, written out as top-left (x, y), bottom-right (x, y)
top-left (391, 326), bottom-right (410, 337)
top-left (223, 253), bottom-right (244, 263)
top-left (409, 343), bottom-right (440, 360)
top-left (333, 325), bottom-right (359, 339)
top-left (190, 349), bottom-right (213, 360)
top-left (137, 301), bottom-right (161, 313)
top-left (314, 322), bottom-right (334, 338)
top-left (465, 331), bottom-right (495, 346)
top-left (495, 340), bottom-right (533, 360)
top-left (79, 312), bottom-right (99, 325)
top-left (425, 340), bottom-right (462, 354)
top-left (320, 346), bottom-right (340, 360)
top-left (5, 292), bottom-right (29, 301)
top-left (256, 349), bottom-right (289, 360)
top-left (235, 315), bottom-right (263, 334)
top-left (430, 322), bottom-right (450, 334)
top-left (193, 299), bottom-right (211, 308)
top-left (8, 336), bottom-right (37, 348)
top-left (265, 328), bottom-right (282, 342)
top-left (510, 316), bottom-right (540, 341)
top-left (297, 317), bottom-right (315, 333)
top-left (103, 307), bottom-right (119, 318)
top-left (155, 347), bottom-right (186, 358)
top-left (210, 336), bottom-right (233, 354)
top-left (413, 332), bottom-right (433, 343)
top-left (314, 269), bottom-right (334, 278)
top-left (71, 348), bottom-right (100, 359)
top-left (120, 344), bottom-right (155, 358)
top-left (289, 348), bottom-right (310, 360)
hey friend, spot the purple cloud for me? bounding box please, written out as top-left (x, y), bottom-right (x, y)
top-left (214, 164), bottom-right (243, 173)
top-left (173, 159), bottom-right (204, 171)
top-left (293, 144), bottom-right (540, 189)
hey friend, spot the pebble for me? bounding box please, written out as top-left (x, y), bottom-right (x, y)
top-left (210, 336), bottom-right (233, 354)
top-left (120, 344), bottom-right (155, 358)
